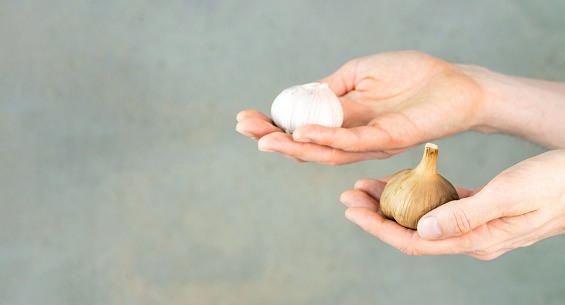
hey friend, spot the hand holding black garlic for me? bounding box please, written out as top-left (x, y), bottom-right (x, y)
top-left (270, 82), bottom-right (343, 134)
top-left (380, 143), bottom-right (459, 229)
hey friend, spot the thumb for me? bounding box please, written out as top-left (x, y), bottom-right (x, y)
top-left (317, 59), bottom-right (358, 97)
top-left (417, 194), bottom-right (502, 240)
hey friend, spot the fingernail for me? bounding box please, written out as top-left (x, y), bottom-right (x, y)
top-left (418, 217), bottom-right (442, 239)
top-left (345, 212), bottom-right (356, 224)
top-left (241, 132), bottom-right (258, 141)
top-left (340, 198), bottom-right (351, 207)
top-left (236, 128), bottom-right (253, 137)
top-left (258, 146), bottom-right (274, 152)
top-left (294, 138), bottom-right (312, 143)
top-left (344, 208), bottom-right (361, 225)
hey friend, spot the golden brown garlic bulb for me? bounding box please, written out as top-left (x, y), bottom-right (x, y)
top-left (380, 143), bottom-right (459, 229)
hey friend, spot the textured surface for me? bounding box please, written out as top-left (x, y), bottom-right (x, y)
top-left (1, 1), bottom-right (565, 304)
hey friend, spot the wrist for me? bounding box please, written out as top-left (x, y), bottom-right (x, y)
top-left (459, 65), bottom-right (565, 148)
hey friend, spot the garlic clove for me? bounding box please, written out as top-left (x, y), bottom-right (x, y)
top-left (271, 82), bottom-right (343, 134)
top-left (380, 143), bottom-right (459, 229)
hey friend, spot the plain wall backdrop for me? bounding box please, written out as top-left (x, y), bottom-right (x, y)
top-left (1, 0), bottom-right (564, 304)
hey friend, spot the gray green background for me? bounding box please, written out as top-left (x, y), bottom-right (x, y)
top-left (2, 1), bottom-right (564, 304)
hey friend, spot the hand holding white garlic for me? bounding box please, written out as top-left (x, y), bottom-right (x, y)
top-left (271, 82), bottom-right (343, 134)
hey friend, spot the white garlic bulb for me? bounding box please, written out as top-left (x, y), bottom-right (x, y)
top-left (271, 82), bottom-right (344, 134)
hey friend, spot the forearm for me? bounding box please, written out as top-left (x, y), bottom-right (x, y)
top-left (459, 64), bottom-right (565, 149)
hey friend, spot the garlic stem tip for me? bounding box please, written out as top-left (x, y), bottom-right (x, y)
top-left (425, 143), bottom-right (438, 149)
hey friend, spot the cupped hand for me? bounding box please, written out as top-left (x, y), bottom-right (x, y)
top-left (236, 50), bottom-right (486, 165)
top-left (340, 149), bottom-right (565, 260)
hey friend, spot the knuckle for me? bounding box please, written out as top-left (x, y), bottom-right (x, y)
top-left (326, 128), bottom-right (337, 146)
top-left (371, 122), bottom-right (396, 147)
top-left (472, 248), bottom-right (493, 257)
top-left (398, 245), bottom-right (424, 257)
top-left (448, 208), bottom-right (473, 236)
top-left (471, 249), bottom-right (501, 261)
top-left (323, 148), bottom-right (341, 166)
top-left (351, 129), bottom-right (363, 152)
top-left (343, 58), bottom-right (359, 71)
top-left (326, 159), bottom-right (340, 167)
top-left (397, 232), bottom-right (425, 256)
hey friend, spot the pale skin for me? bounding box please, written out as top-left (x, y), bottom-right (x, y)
top-left (236, 50), bottom-right (565, 260)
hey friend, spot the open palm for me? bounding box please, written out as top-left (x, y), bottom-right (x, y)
top-left (341, 149), bottom-right (565, 260)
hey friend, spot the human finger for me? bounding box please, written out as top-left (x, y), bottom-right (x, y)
top-left (292, 113), bottom-right (422, 153)
top-left (257, 132), bottom-right (391, 165)
top-left (345, 207), bottom-right (467, 256)
top-left (353, 178), bottom-right (387, 202)
top-left (340, 190), bottom-right (379, 210)
top-left (417, 191), bottom-right (507, 240)
top-left (454, 187), bottom-right (474, 199)
top-left (236, 117), bottom-right (282, 139)
top-left (284, 155), bottom-right (307, 163)
top-left (236, 110), bottom-right (273, 123)
top-left (316, 59), bottom-right (359, 97)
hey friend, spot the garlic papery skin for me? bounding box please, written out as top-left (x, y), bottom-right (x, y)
top-left (270, 82), bottom-right (343, 134)
top-left (380, 143), bottom-right (459, 229)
